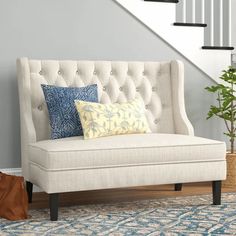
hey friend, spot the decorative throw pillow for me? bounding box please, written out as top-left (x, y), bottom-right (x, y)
top-left (74, 98), bottom-right (150, 139)
top-left (41, 84), bottom-right (98, 139)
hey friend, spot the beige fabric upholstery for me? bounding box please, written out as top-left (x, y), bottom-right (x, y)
top-left (17, 58), bottom-right (225, 194)
top-left (30, 162), bottom-right (226, 194)
top-left (29, 134), bottom-right (225, 171)
top-left (22, 59), bottom-right (194, 141)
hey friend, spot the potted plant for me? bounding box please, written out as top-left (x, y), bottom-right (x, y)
top-left (205, 66), bottom-right (236, 187)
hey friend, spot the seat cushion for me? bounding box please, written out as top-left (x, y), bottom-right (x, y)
top-left (29, 133), bottom-right (226, 171)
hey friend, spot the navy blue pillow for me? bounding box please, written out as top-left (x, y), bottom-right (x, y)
top-left (41, 84), bottom-right (98, 139)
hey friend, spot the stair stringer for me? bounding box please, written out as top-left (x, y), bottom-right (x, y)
top-left (113, 0), bottom-right (231, 83)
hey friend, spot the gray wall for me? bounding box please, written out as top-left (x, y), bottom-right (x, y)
top-left (0, 0), bottom-right (233, 168)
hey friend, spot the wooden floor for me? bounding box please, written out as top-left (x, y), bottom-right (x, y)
top-left (30, 182), bottom-right (236, 209)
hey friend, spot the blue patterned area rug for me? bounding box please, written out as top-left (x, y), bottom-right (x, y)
top-left (1, 193), bottom-right (236, 236)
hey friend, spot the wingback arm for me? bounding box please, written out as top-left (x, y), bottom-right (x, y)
top-left (17, 58), bottom-right (37, 180)
top-left (171, 60), bottom-right (194, 136)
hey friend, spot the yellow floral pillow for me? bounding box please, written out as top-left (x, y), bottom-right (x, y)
top-left (74, 98), bottom-right (151, 139)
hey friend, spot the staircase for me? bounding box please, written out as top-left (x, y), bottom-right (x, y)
top-left (113, 0), bottom-right (234, 83)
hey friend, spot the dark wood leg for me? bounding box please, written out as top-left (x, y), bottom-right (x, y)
top-left (26, 181), bottom-right (33, 203)
top-left (49, 193), bottom-right (59, 221)
top-left (175, 183), bottom-right (182, 191)
top-left (212, 181), bottom-right (221, 205)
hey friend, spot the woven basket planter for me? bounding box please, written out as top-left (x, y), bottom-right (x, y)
top-left (223, 153), bottom-right (236, 187)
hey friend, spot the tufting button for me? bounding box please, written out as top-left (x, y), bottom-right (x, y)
top-left (110, 70), bottom-right (113, 75)
top-left (58, 70), bottom-right (61, 75)
top-left (145, 105), bottom-right (149, 109)
top-left (119, 87), bottom-right (123, 91)
top-left (103, 87), bottom-right (106, 91)
top-left (39, 70), bottom-right (43, 75)
top-left (136, 87), bottom-right (140, 92)
top-left (142, 71), bottom-right (145, 76)
top-left (158, 71), bottom-right (162, 76)
top-left (154, 119), bottom-right (159, 124)
top-left (76, 70), bottom-right (80, 75)
top-left (152, 87), bottom-right (157, 92)
top-left (93, 71), bottom-right (97, 75)
top-left (38, 104), bottom-right (43, 111)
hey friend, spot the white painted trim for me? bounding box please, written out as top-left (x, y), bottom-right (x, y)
top-left (182, 0), bottom-right (186, 23)
top-left (201, 0), bottom-right (205, 24)
top-left (219, 0), bottom-right (223, 47)
top-left (228, 0), bottom-right (232, 46)
top-left (0, 168), bottom-right (22, 176)
top-left (210, 0), bottom-right (214, 46)
top-left (192, 0), bottom-right (196, 23)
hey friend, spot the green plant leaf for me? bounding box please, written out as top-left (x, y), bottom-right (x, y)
top-left (206, 66), bottom-right (236, 152)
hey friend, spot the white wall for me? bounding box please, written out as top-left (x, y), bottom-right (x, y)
top-left (0, 0), bottom-right (232, 168)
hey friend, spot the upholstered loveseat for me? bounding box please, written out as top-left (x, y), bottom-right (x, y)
top-left (17, 58), bottom-right (226, 221)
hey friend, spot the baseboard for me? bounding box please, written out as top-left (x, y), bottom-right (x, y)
top-left (0, 168), bottom-right (42, 192)
top-left (0, 167), bottom-right (22, 176)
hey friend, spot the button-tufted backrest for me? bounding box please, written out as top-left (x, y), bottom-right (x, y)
top-left (17, 58), bottom-right (194, 179)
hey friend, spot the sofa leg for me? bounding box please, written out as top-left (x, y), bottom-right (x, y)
top-left (212, 181), bottom-right (221, 205)
top-left (175, 183), bottom-right (182, 191)
top-left (26, 181), bottom-right (33, 203)
top-left (49, 193), bottom-right (59, 221)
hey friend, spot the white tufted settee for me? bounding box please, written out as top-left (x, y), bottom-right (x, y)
top-left (17, 58), bottom-right (226, 221)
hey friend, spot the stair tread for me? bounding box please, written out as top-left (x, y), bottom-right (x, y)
top-left (174, 22), bottom-right (207, 27)
top-left (202, 46), bottom-right (234, 50)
